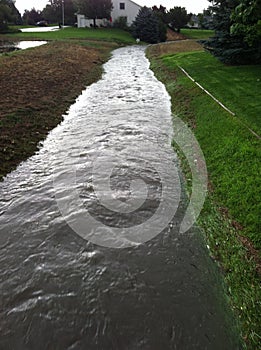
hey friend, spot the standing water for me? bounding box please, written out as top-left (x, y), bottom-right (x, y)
top-left (0, 46), bottom-right (240, 349)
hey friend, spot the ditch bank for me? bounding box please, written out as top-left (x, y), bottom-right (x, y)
top-left (0, 41), bottom-right (115, 180)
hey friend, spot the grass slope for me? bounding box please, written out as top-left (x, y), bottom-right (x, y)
top-left (148, 43), bottom-right (260, 349)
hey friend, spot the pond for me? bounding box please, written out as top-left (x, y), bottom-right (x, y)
top-left (0, 40), bottom-right (47, 54)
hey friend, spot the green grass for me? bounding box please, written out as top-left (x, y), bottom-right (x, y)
top-left (148, 47), bottom-right (261, 349)
top-left (4, 26), bottom-right (135, 44)
top-left (167, 51), bottom-right (261, 133)
top-left (181, 28), bottom-right (214, 39)
top-left (161, 50), bottom-right (261, 249)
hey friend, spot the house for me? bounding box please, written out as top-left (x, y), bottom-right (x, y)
top-left (77, 0), bottom-right (141, 28)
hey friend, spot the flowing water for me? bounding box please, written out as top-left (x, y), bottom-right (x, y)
top-left (0, 46), bottom-right (240, 349)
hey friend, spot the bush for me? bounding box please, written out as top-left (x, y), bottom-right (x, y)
top-left (113, 16), bottom-right (128, 31)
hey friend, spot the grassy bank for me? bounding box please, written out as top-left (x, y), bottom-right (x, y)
top-left (148, 43), bottom-right (260, 349)
top-left (4, 26), bottom-right (136, 44)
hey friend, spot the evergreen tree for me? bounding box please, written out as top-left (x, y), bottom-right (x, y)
top-left (204, 0), bottom-right (261, 64)
top-left (231, 0), bottom-right (261, 51)
top-left (132, 7), bottom-right (166, 44)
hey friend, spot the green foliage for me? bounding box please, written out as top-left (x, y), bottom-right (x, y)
top-left (113, 16), bottom-right (128, 30)
top-left (0, 0), bottom-right (21, 32)
top-left (22, 8), bottom-right (43, 25)
top-left (231, 0), bottom-right (261, 46)
top-left (42, 0), bottom-right (77, 25)
top-left (76, 0), bottom-right (113, 27)
top-left (132, 7), bottom-right (166, 44)
top-left (204, 0), bottom-right (261, 64)
top-left (152, 5), bottom-right (168, 24)
top-left (167, 6), bottom-right (192, 33)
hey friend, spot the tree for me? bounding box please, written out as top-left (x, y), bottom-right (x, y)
top-left (0, 0), bottom-right (22, 31)
top-left (22, 8), bottom-right (43, 25)
top-left (132, 6), bottom-right (166, 43)
top-left (204, 0), bottom-right (261, 64)
top-left (0, 0), bottom-right (12, 31)
top-left (152, 5), bottom-right (167, 41)
top-left (231, 0), bottom-right (261, 46)
top-left (76, 0), bottom-right (113, 27)
top-left (152, 5), bottom-right (168, 24)
top-left (167, 6), bottom-right (192, 32)
top-left (42, 0), bottom-right (77, 25)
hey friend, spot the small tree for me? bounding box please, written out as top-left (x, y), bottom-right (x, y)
top-left (132, 7), bottom-right (166, 44)
top-left (167, 7), bottom-right (191, 32)
top-left (76, 0), bottom-right (113, 27)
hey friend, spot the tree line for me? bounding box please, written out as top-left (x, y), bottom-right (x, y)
top-left (0, 0), bottom-right (260, 64)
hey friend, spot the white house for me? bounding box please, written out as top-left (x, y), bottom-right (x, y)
top-left (77, 0), bottom-right (141, 28)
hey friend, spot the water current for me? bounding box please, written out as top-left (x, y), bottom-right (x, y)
top-left (0, 46), bottom-right (240, 349)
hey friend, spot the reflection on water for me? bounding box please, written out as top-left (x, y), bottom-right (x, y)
top-left (0, 46), bottom-right (240, 349)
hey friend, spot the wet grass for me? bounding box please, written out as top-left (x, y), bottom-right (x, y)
top-left (147, 45), bottom-right (261, 349)
top-left (3, 26), bottom-right (136, 44)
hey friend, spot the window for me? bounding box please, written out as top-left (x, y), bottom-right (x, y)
top-left (120, 3), bottom-right (125, 10)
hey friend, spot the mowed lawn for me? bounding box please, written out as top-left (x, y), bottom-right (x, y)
top-left (162, 50), bottom-right (261, 248)
top-left (163, 51), bottom-right (261, 134)
top-left (6, 26), bottom-right (136, 44)
top-left (181, 28), bottom-right (214, 39)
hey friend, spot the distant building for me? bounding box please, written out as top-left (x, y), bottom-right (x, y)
top-left (77, 0), bottom-right (141, 28)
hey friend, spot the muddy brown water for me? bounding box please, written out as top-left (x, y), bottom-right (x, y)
top-left (0, 46), bottom-right (240, 349)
